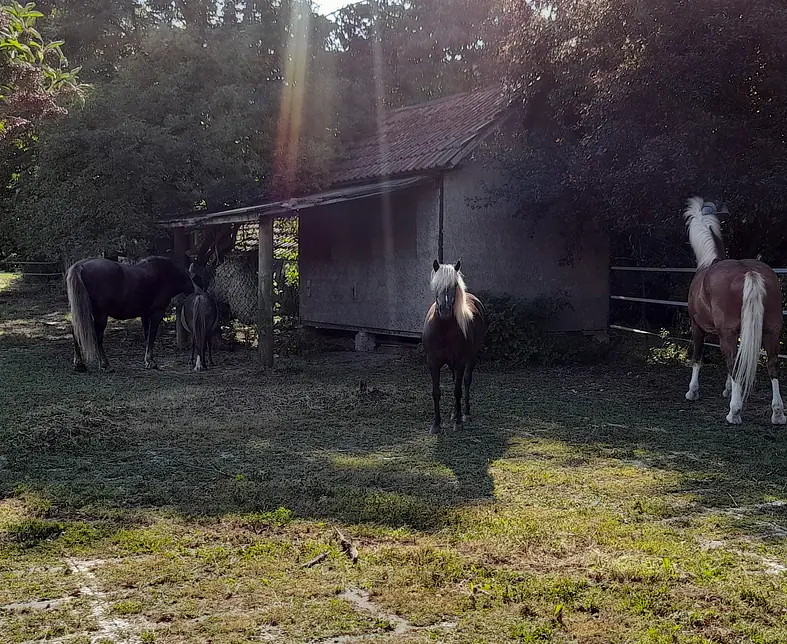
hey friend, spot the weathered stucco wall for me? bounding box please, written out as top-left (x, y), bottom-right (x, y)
top-left (442, 152), bottom-right (610, 332)
top-left (299, 186), bottom-right (439, 336)
top-left (300, 151), bottom-right (610, 336)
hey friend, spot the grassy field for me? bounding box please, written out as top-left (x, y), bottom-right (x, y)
top-left (1, 273), bottom-right (786, 644)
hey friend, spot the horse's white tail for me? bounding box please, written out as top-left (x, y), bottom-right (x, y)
top-left (733, 270), bottom-right (766, 402)
top-left (66, 264), bottom-right (99, 364)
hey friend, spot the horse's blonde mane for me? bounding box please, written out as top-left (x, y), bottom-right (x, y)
top-left (430, 264), bottom-right (480, 338)
top-left (684, 196), bottom-right (723, 270)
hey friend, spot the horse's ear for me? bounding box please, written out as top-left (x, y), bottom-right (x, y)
top-left (454, 260), bottom-right (461, 272)
top-left (433, 259), bottom-right (440, 272)
top-left (187, 262), bottom-right (196, 276)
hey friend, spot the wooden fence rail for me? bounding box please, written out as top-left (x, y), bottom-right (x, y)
top-left (0, 260), bottom-right (62, 277)
top-left (610, 266), bottom-right (787, 359)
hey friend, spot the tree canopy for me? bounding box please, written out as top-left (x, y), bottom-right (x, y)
top-left (2, 0), bottom-right (499, 260)
top-left (5, 0), bottom-right (787, 265)
top-left (496, 0), bottom-right (787, 262)
top-left (0, 1), bottom-right (85, 144)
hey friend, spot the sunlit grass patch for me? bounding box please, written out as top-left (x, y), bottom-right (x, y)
top-left (0, 272), bottom-right (21, 292)
top-left (1, 278), bottom-right (787, 642)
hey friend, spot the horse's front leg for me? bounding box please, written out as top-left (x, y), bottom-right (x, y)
top-left (764, 330), bottom-right (786, 425)
top-left (144, 311), bottom-right (164, 370)
top-left (453, 364), bottom-right (466, 432)
top-left (429, 361), bottom-right (442, 435)
top-left (462, 361), bottom-right (475, 423)
top-left (685, 321), bottom-right (705, 401)
top-left (141, 316), bottom-right (150, 343)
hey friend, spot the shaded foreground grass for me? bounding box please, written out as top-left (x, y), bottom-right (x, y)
top-left (1, 275), bottom-right (787, 643)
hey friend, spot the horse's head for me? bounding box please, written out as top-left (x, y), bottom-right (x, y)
top-left (166, 259), bottom-right (194, 295)
top-left (431, 259), bottom-right (463, 320)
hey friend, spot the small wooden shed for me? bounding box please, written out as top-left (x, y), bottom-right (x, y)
top-left (160, 86), bottom-right (610, 362)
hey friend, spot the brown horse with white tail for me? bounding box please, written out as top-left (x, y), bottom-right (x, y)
top-left (683, 197), bottom-right (785, 425)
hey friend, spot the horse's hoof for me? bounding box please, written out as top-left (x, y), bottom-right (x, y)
top-left (430, 424), bottom-right (442, 435)
top-left (144, 361), bottom-right (158, 370)
top-left (771, 410), bottom-right (787, 425)
top-left (685, 390), bottom-right (699, 401)
top-left (73, 363), bottom-right (87, 373)
top-left (726, 412), bottom-right (742, 425)
top-left (453, 422), bottom-right (463, 432)
top-left (194, 365), bottom-right (205, 373)
top-left (98, 364), bottom-right (114, 373)
top-left (462, 414), bottom-right (472, 423)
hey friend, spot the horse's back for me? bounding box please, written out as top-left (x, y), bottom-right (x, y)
top-left (182, 290), bottom-right (219, 330)
top-left (73, 256), bottom-right (186, 320)
top-left (690, 258), bottom-right (782, 332)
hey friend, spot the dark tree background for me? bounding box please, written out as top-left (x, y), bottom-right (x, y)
top-left (3, 0), bottom-right (787, 272)
top-left (496, 0), bottom-right (787, 265)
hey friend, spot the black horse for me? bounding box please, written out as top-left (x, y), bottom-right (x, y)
top-left (179, 283), bottom-right (220, 372)
top-left (422, 260), bottom-right (487, 435)
top-left (66, 256), bottom-right (194, 372)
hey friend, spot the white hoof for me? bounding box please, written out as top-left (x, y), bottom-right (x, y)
top-left (726, 412), bottom-right (742, 425)
top-left (685, 390), bottom-right (699, 401)
top-left (462, 414), bottom-right (472, 423)
top-left (771, 409), bottom-right (787, 425)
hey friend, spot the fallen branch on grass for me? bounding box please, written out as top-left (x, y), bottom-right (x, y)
top-left (302, 552), bottom-right (330, 568)
top-left (335, 528), bottom-right (359, 564)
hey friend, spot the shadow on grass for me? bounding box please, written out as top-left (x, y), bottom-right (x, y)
top-left (2, 276), bottom-right (787, 540)
top-left (0, 324), bottom-right (512, 533)
top-left (517, 362), bottom-right (787, 523)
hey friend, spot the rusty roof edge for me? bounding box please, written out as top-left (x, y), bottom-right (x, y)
top-left (157, 175), bottom-right (435, 229)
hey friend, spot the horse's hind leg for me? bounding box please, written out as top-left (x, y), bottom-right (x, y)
top-left (685, 321), bottom-right (704, 401)
top-left (429, 361), bottom-right (442, 435)
top-left (462, 362), bottom-right (475, 423)
top-left (95, 315), bottom-right (111, 372)
top-left (764, 330), bottom-right (786, 425)
top-left (144, 311), bottom-right (164, 370)
top-left (453, 364), bottom-right (466, 432)
top-left (72, 334), bottom-right (87, 372)
top-left (195, 341), bottom-right (206, 372)
top-left (719, 329), bottom-right (742, 424)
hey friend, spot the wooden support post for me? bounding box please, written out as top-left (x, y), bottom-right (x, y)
top-left (173, 228), bottom-right (188, 350)
top-left (258, 216), bottom-right (274, 367)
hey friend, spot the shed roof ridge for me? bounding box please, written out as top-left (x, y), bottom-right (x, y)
top-left (388, 84), bottom-right (503, 114)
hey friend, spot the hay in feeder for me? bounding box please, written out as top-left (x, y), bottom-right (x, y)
top-left (208, 252), bottom-right (258, 325)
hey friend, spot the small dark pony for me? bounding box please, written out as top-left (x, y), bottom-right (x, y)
top-left (178, 272), bottom-right (220, 372)
top-left (683, 197), bottom-right (786, 425)
top-left (422, 260), bottom-right (487, 434)
top-left (66, 256), bottom-right (194, 372)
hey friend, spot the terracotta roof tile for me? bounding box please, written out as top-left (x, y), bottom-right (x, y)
top-left (331, 85), bottom-right (510, 185)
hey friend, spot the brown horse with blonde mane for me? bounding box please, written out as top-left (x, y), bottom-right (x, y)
top-left (422, 260), bottom-right (487, 435)
top-left (683, 197), bottom-right (786, 425)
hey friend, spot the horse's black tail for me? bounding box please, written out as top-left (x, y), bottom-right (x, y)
top-left (66, 263), bottom-right (99, 364)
